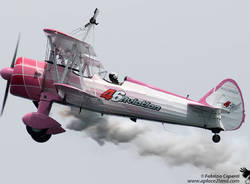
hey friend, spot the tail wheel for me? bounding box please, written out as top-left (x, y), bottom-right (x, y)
top-left (26, 126), bottom-right (51, 143)
top-left (212, 134), bottom-right (220, 143)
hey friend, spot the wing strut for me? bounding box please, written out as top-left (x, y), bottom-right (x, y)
top-left (47, 36), bottom-right (59, 82)
top-left (60, 44), bottom-right (78, 83)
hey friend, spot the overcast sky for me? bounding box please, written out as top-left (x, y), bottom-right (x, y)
top-left (0, 0), bottom-right (250, 183)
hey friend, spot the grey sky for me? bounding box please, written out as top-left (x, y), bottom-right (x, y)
top-left (0, 0), bottom-right (250, 183)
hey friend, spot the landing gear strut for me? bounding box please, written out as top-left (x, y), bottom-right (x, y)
top-left (26, 126), bottom-right (51, 143)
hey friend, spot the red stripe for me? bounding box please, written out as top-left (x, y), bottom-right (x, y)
top-left (37, 61), bottom-right (47, 69)
top-left (10, 86), bottom-right (28, 98)
top-left (24, 76), bottom-right (40, 87)
top-left (15, 57), bottom-right (23, 65)
top-left (11, 75), bottom-right (24, 85)
top-left (23, 66), bottom-right (36, 76)
top-left (26, 87), bottom-right (41, 100)
top-left (24, 58), bottom-right (36, 65)
top-left (13, 65), bottom-right (23, 74)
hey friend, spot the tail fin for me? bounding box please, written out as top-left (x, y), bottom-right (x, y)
top-left (199, 79), bottom-right (245, 131)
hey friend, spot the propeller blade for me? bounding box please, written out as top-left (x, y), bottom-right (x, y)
top-left (11, 34), bottom-right (20, 68)
top-left (1, 80), bottom-right (10, 116)
top-left (84, 22), bottom-right (91, 28)
top-left (94, 8), bottom-right (98, 14)
top-left (93, 8), bottom-right (99, 19)
top-left (1, 34), bottom-right (20, 116)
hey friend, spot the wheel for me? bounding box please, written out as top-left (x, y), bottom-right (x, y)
top-left (26, 126), bottom-right (51, 143)
top-left (26, 125), bottom-right (46, 136)
top-left (212, 134), bottom-right (220, 143)
top-left (31, 133), bottom-right (52, 143)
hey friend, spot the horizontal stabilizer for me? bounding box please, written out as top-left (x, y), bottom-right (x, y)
top-left (188, 103), bottom-right (217, 113)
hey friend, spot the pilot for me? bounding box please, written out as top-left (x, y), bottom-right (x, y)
top-left (109, 72), bottom-right (119, 85)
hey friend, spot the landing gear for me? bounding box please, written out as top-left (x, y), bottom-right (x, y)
top-left (23, 92), bottom-right (65, 143)
top-left (212, 134), bottom-right (220, 143)
top-left (211, 128), bottom-right (222, 143)
top-left (26, 126), bottom-right (51, 143)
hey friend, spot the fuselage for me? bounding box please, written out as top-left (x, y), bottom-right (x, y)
top-left (9, 57), bottom-right (219, 130)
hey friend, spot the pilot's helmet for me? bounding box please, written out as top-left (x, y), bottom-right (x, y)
top-left (110, 72), bottom-right (118, 79)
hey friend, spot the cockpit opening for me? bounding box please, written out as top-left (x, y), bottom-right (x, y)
top-left (109, 72), bottom-right (119, 85)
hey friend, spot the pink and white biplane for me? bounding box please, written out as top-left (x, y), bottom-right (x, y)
top-left (0, 9), bottom-right (245, 143)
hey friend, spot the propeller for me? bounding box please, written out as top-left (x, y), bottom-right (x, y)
top-left (11, 34), bottom-right (20, 68)
top-left (83, 9), bottom-right (99, 41)
top-left (0, 34), bottom-right (20, 115)
top-left (84, 8), bottom-right (100, 28)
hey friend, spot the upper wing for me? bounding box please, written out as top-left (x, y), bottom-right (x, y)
top-left (44, 28), bottom-right (97, 57)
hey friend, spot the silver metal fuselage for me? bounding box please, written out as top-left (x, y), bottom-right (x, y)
top-left (45, 64), bottom-right (219, 130)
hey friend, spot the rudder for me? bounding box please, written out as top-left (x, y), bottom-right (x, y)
top-left (199, 79), bottom-right (245, 131)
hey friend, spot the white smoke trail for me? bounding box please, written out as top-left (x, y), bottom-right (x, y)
top-left (62, 107), bottom-right (249, 171)
top-left (65, 108), bottom-right (148, 145)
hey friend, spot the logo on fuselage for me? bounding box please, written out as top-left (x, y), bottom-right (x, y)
top-left (100, 89), bottom-right (161, 111)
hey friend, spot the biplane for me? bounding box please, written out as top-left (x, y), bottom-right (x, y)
top-left (0, 9), bottom-right (245, 143)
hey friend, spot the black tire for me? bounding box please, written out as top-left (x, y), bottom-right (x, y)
top-left (212, 134), bottom-right (220, 143)
top-left (26, 126), bottom-right (51, 143)
top-left (31, 133), bottom-right (52, 143)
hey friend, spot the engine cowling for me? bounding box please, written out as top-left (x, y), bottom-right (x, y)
top-left (10, 57), bottom-right (47, 101)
